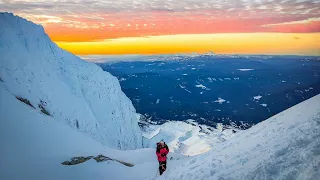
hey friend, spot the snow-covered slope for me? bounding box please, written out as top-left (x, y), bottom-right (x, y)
top-left (0, 13), bottom-right (142, 149)
top-left (159, 94), bottom-right (320, 180)
top-left (0, 86), bottom-right (188, 180)
top-left (2, 78), bottom-right (319, 180)
top-left (140, 119), bottom-right (238, 156)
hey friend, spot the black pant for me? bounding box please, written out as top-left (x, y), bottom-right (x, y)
top-left (159, 161), bottom-right (167, 175)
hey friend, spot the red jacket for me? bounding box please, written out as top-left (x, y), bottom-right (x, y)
top-left (156, 145), bottom-right (169, 162)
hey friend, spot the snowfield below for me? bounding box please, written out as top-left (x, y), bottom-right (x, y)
top-left (140, 119), bottom-right (238, 156)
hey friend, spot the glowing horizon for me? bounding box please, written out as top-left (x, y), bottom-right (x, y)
top-left (1, 0), bottom-right (320, 55)
top-left (57, 33), bottom-right (320, 56)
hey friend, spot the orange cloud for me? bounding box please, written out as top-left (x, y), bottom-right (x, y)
top-left (44, 12), bottom-right (320, 42)
top-left (3, 0), bottom-right (319, 55)
top-left (263, 18), bottom-right (320, 33)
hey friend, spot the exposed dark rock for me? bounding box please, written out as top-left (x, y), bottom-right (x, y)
top-left (94, 154), bottom-right (113, 162)
top-left (115, 160), bottom-right (134, 167)
top-left (62, 155), bottom-right (134, 167)
top-left (61, 156), bottom-right (93, 165)
top-left (15, 96), bottom-right (35, 109)
top-left (62, 161), bottom-right (70, 165)
top-left (39, 100), bottom-right (51, 116)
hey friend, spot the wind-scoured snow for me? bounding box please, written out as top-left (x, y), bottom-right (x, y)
top-left (0, 86), bottom-right (186, 180)
top-left (140, 119), bottom-right (237, 156)
top-left (0, 13), bottom-right (142, 149)
top-left (159, 94), bottom-right (320, 180)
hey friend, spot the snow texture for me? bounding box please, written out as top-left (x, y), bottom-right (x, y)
top-left (140, 119), bottom-right (237, 156)
top-left (2, 82), bottom-right (319, 180)
top-left (0, 86), bottom-right (186, 180)
top-left (0, 13), bottom-right (142, 150)
top-left (159, 94), bottom-right (320, 180)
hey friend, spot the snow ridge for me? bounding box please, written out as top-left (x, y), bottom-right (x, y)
top-left (159, 94), bottom-right (320, 180)
top-left (0, 13), bottom-right (142, 149)
top-left (140, 119), bottom-right (238, 156)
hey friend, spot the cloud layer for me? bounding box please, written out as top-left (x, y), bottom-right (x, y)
top-left (2, 0), bottom-right (320, 14)
top-left (1, 0), bottom-right (319, 41)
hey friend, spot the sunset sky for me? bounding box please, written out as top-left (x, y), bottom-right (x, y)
top-left (1, 0), bottom-right (320, 55)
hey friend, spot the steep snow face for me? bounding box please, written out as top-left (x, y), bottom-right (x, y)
top-left (0, 13), bottom-right (142, 149)
top-left (159, 94), bottom-right (320, 180)
top-left (0, 86), bottom-right (187, 180)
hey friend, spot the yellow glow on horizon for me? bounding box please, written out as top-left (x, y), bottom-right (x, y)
top-left (56, 33), bottom-right (320, 56)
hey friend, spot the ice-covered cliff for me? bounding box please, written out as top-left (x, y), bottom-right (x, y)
top-left (0, 12), bottom-right (142, 149)
top-left (0, 85), bottom-right (186, 180)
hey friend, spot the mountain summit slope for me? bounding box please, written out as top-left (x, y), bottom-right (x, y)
top-left (0, 85), bottom-right (187, 180)
top-left (0, 12), bottom-right (142, 149)
top-left (159, 94), bottom-right (320, 180)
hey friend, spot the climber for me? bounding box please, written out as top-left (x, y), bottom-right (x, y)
top-left (156, 140), bottom-right (169, 175)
